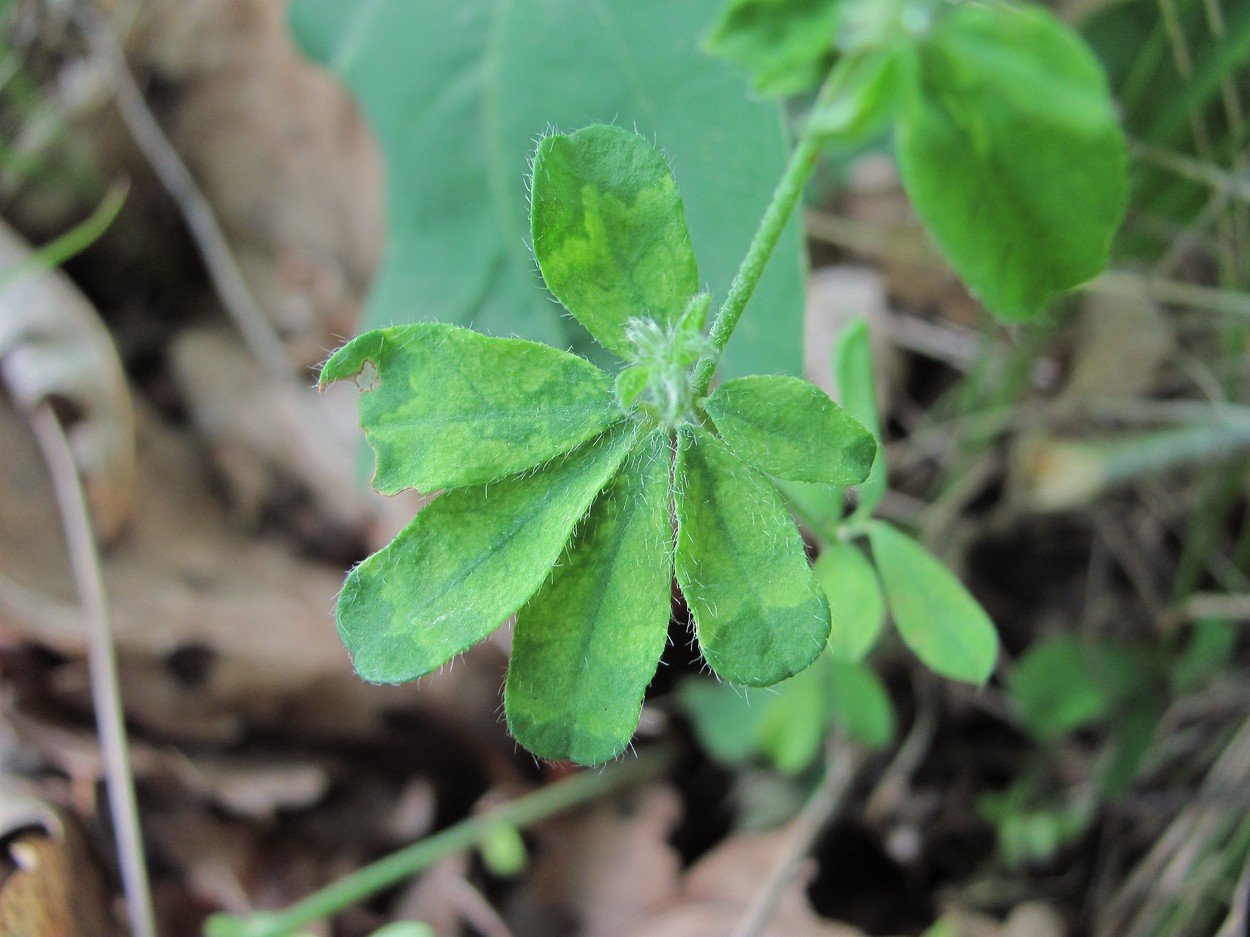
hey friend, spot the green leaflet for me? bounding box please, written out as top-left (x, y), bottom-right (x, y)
top-left (754, 662), bottom-right (827, 773)
top-left (531, 126), bottom-right (699, 360)
top-left (506, 431), bottom-right (674, 764)
top-left (826, 657), bottom-right (894, 749)
top-left (814, 539), bottom-right (884, 662)
top-left (833, 318), bottom-right (886, 517)
top-left (895, 2), bottom-right (1127, 320)
top-left (675, 425), bottom-right (830, 686)
top-left (704, 0), bottom-right (839, 96)
top-left (705, 374), bottom-right (876, 485)
top-left (320, 324), bottom-right (621, 493)
top-left (867, 520), bottom-right (998, 684)
top-left (1008, 635), bottom-right (1111, 740)
top-left (337, 424), bottom-right (636, 683)
top-left (288, 0), bottom-right (805, 377)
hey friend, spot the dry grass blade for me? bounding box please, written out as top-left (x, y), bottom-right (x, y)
top-left (28, 402), bottom-right (156, 937)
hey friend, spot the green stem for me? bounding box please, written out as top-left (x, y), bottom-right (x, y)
top-left (207, 747), bottom-right (674, 937)
top-left (692, 84), bottom-right (836, 397)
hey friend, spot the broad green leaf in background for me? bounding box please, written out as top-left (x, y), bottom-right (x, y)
top-left (833, 318), bottom-right (886, 517)
top-left (867, 520), bottom-right (997, 683)
top-left (705, 374), bottom-right (876, 485)
top-left (531, 125), bottom-right (699, 360)
top-left (675, 425), bottom-right (830, 685)
top-left (506, 432), bottom-right (674, 764)
top-left (814, 539), bottom-right (884, 661)
top-left (289, 0), bottom-right (804, 377)
top-left (320, 324), bottom-right (620, 493)
top-left (895, 2), bottom-right (1127, 320)
top-left (336, 424), bottom-right (635, 683)
top-left (826, 657), bottom-right (894, 748)
top-left (704, 0), bottom-right (839, 96)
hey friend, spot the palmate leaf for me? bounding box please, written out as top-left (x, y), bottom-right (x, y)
top-left (531, 125), bottom-right (700, 360)
top-left (506, 431), bottom-right (673, 764)
top-left (705, 374), bottom-right (876, 485)
top-left (675, 425), bottom-right (830, 686)
top-left (337, 424), bottom-right (636, 683)
top-left (320, 324), bottom-right (620, 493)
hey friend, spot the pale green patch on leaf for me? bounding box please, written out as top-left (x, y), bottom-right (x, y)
top-left (337, 425), bottom-right (636, 683)
top-left (321, 324), bottom-right (621, 493)
top-left (531, 125), bottom-right (699, 360)
top-left (505, 432), bottom-right (674, 764)
top-left (704, 0), bottom-right (839, 96)
top-left (705, 374), bottom-right (876, 485)
top-left (833, 319), bottom-right (886, 517)
top-left (814, 539), bottom-right (884, 661)
top-left (675, 425), bottom-right (830, 686)
top-left (826, 657), bottom-right (894, 748)
top-left (895, 3), bottom-right (1127, 320)
top-left (867, 520), bottom-right (998, 684)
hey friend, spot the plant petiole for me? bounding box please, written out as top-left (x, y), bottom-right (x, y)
top-left (205, 746), bottom-right (674, 937)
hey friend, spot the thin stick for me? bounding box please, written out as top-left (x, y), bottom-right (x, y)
top-left (76, 10), bottom-right (289, 372)
top-left (30, 403), bottom-right (157, 937)
top-left (729, 738), bottom-right (864, 937)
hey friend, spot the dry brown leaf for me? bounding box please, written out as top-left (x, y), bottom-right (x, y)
top-left (0, 219), bottom-right (135, 543)
top-left (168, 324), bottom-right (369, 553)
top-left (1056, 286), bottom-right (1171, 405)
top-left (510, 783), bottom-right (682, 937)
top-left (629, 831), bottom-right (870, 937)
top-left (0, 790), bottom-right (116, 937)
top-left (122, 0), bottom-right (383, 361)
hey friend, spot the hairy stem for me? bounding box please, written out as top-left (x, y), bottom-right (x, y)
top-left (691, 71), bottom-right (843, 397)
top-left (209, 746), bottom-right (674, 937)
top-left (691, 128), bottom-right (822, 397)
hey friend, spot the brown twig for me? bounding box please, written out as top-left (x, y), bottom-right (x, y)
top-left (29, 402), bottom-right (157, 937)
top-left (729, 737), bottom-right (864, 937)
top-left (76, 8), bottom-right (289, 372)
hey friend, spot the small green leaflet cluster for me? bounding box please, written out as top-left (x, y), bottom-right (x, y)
top-left (680, 321), bottom-right (999, 773)
top-left (706, 0), bottom-right (1128, 321)
top-left (321, 125), bottom-right (878, 766)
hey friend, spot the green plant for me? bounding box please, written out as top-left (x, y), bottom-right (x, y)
top-left (319, 0), bottom-right (1127, 768)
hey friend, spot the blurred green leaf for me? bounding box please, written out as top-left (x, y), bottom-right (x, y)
top-left (833, 318), bottom-right (886, 518)
top-left (895, 2), bottom-right (1127, 319)
top-left (704, 0), bottom-right (839, 96)
top-left (1009, 635), bottom-right (1111, 740)
top-left (826, 657), bottom-right (894, 748)
top-left (815, 539), bottom-right (884, 661)
top-left (289, 0), bottom-right (805, 377)
top-left (868, 521), bottom-right (998, 684)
